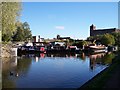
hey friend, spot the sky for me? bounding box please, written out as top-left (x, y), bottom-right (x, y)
top-left (21, 2), bottom-right (118, 39)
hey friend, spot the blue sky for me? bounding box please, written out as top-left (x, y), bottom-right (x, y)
top-left (21, 2), bottom-right (118, 39)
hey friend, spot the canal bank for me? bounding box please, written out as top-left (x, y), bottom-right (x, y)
top-left (79, 51), bottom-right (120, 89)
top-left (1, 43), bottom-right (17, 57)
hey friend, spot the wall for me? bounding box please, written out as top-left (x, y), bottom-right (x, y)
top-left (90, 28), bottom-right (117, 36)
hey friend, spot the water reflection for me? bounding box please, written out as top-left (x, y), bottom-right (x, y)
top-left (2, 52), bottom-right (115, 88)
top-left (2, 57), bottom-right (32, 88)
top-left (89, 52), bottom-right (115, 70)
top-left (88, 52), bottom-right (115, 70)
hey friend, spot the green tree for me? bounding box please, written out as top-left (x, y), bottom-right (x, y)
top-left (2, 32), bottom-right (12, 42)
top-left (2, 2), bottom-right (21, 42)
top-left (101, 34), bottom-right (115, 46)
top-left (23, 22), bottom-right (30, 30)
top-left (12, 22), bottom-right (32, 42)
top-left (112, 32), bottom-right (120, 46)
top-left (72, 40), bottom-right (88, 48)
top-left (22, 22), bottom-right (32, 41)
top-left (87, 36), bottom-right (94, 41)
top-left (13, 27), bottom-right (24, 41)
top-left (87, 35), bottom-right (102, 43)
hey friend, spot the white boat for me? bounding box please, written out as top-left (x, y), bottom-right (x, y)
top-left (89, 44), bottom-right (107, 53)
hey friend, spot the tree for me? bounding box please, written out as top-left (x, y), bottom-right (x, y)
top-left (2, 32), bottom-right (12, 42)
top-left (112, 32), bottom-right (120, 46)
top-left (22, 22), bottom-right (32, 41)
top-left (2, 2), bottom-right (21, 42)
top-left (87, 36), bottom-right (94, 41)
top-left (101, 34), bottom-right (115, 46)
top-left (22, 22), bottom-right (30, 30)
top-left (87, 35), bottom-right (102, 43)
top-left (13, 27), bottom-right (24, 41)
top-left (72, 40), bottom-right (88, 48)
top-left (12, 22), bottom-right (32, 42)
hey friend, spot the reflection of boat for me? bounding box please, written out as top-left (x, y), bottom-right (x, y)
top-left (40, 53), bottom-right (45, 58)
top-left (89, 53), bottom-right (106, 60)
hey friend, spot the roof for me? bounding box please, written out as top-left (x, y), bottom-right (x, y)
top-left (59, 37), bottom-right (70, 39)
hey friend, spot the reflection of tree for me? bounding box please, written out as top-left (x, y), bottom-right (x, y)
top-left (16, 57), bottom-right (32, 75)
top-left (79, 53), bottom-right (86, 60)
top-left (2, 78), bottom-right (16, 88)
top-left (2, 57), bottom-right (32, 88)
top-left (102, 52), bottom-right (115, 65)
top-left (2, 58), bottom-right (16, 88)
top-left (89, 52), bottom-right (115, 70)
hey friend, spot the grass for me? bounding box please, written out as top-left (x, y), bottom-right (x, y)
top-left (79, 51), bottom-right (120, 89)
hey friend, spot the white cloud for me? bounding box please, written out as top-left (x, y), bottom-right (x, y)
top-left (55, 26), bottom-right (65, 30)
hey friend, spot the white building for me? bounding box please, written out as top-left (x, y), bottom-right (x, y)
top-left (33, 35), bottom-right (44, 42)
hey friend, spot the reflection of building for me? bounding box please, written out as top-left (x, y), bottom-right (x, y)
top-left (89, 53), bottom-right (105, 70)
top-left (35, 57), bottom-right (39, 62)
top-left (90, 58), bottom-right (96, 70)
top-left (90, 24), bottom-right (120, 36)
top-left (11, 57), bottom-right (18, 67)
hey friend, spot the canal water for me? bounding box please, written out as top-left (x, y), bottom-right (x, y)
top-left (2, 52), bottom-right (115, 88)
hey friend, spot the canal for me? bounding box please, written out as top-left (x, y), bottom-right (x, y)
top-left (2, 52), bottom-right (115, 88)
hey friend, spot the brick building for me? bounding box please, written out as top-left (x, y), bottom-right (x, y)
top-left (90, 24), bottom-right (120, 36)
